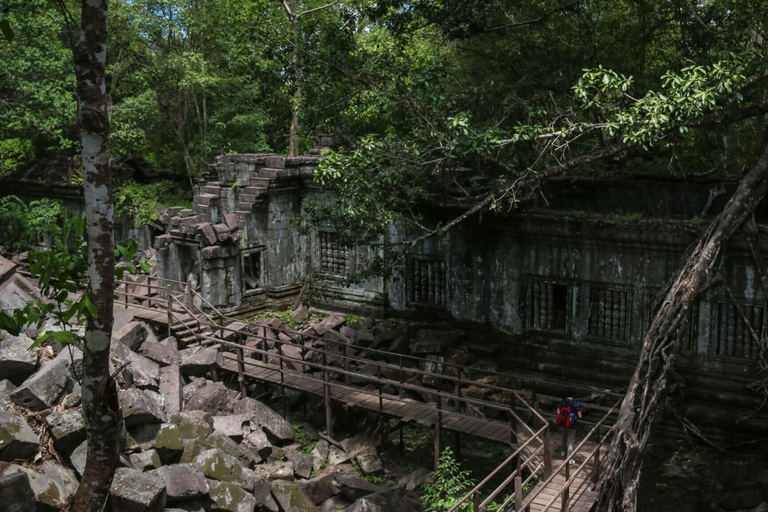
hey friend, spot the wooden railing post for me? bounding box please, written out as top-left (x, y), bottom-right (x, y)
top-left (543, 424), bottom-right (553, 478)
top-left (593, 443), bottom-right (601, 485)
top-left (344, 339), bottom-right (351, 385)
top-left (562, 461), bottom-right (570, 512)
top-left (473, 491), bottom-right (480, 512)
top-left (279, 342), bottom-right (286, 418)
top-left (514, 475), bottom-right (523, 512)
top-left (237, 332), bottom-right (246, 398)
top-left (377, 366), bottom-right (383, 422)
top-left (323, 350), bottom-right (333, 438)
top-left (166, 286), bottom-right (173, 338)
top-left (435, 394), bottom-right (442, 470)
top-left (147, 278), bottom-right (152, 308)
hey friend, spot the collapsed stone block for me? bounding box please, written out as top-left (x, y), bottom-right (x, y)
top-left (139, 340), bottom-right (182, 367)
top-left (195, 448), bottom-right (243, 485)
top-left (0, 330), bottom-right (37, 385)
top-left (109, 467), bottom-right (166, 512)
top-left (0, 412), bottom-right (39, 461)
top-left (150, 463), bottom-right (209, 503)
top-left (0, 380), bottom-right (17, 412)
top-left (0, 461), bottom-right (79, 510)
top-left (0, 472), bottom-right (36, 512)
top-left (207, 480), bottom-right (256, 512)
top-left (159, 365), bottom-right (184, 416)
top-left (45, 408), bottom-right (86, 455)
top-left (180, 347), bottom-right (223, 378)
top-left (185, 381), bottom-right (236, 415)
top-left (119, 388), bottom-right (167, 427)
top-left (232, 397), bottom-right (294, 442)
top-left (129, 449), bottom-right (162, 472)
top-left (114, 321), bottom-right (150, 350)
top-left (10, 348), bottom-right (77, 410)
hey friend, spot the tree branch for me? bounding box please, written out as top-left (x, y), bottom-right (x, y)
top-left (297, 0), bottom-right (338, 18)
top-left (485, 1), bottom-right (579, 33)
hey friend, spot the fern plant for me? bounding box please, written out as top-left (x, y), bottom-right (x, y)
top-left (422, 447), bottom-right (475, 512)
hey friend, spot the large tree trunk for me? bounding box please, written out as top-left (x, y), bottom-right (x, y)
top-left (597, 133), bottom-right (768, 512)
top-left (70, 0), bottom-right (118, 509)
top-left (288, 0), bottom-right (300, 157)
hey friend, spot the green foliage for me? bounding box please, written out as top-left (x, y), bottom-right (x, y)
top-left (0, 196), bottom-right (72, 252)
top-left (0, 138), bottom-right (33, 177)
top-left (345, 314), bottom-right (365, 324)
top-left (248, 310), bottom-right (298, 328)
top-left (422, 447), bottom-right (475, 512)
top-left (114, 181), bottom-right (190, 225)
top-left (0, 218), bottom-right (149, 347)
top-left (616, 213), bottom-right (644, 224)
top-left (292, 422), bottom-right (319, 453)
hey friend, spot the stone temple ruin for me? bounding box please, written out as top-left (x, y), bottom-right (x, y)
top-left (155, 146), bottom-right (768, 440)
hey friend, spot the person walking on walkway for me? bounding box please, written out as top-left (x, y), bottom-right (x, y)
top-left (557, 390), bottom-right (582, 463)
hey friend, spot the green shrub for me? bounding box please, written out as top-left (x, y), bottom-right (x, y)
top-left (0, 195), bottom-right (72, 251)
top-left (422, 447), bottom-right (475, 512)
top-left (114, 180), bottom-right (190, 225)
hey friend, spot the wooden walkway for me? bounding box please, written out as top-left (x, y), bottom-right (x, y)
top-left (115, 281), bottom-right (619, 512)
top-left (220, 352), bottom-right (516, 444)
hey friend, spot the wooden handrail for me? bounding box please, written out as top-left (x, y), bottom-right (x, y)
top-left (446, 424), bottom-right (548, 512)
top-left (519, 400), bottom-right (621, 512)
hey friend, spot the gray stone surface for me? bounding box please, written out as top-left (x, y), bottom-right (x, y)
top-left (251, 478), bottom-right (273, 506)
top-left (45, 408), bottom-right (86, 454)
top-left (242, 429), bottom-right (272, 460)
top-left (397, 467), bottom-right (433, 491)
top-left (345, 488), bottom-right (421, 512)
top-left (139, 340), bottom-right (182, 367)
top-left (159, 365), bottom-right (184, 416)
top-left (311, 439), bottom-right (329, 472)
top-left (9, 348), bottom-right (76, 410)
top-left (331, 474), bottom-right (385, 502)
top-left (150, 463), bottom-right (209, 503)
top-left (185, 381), bottom-right (236, 415)
top-left (129, 449), bottom-right (161, 472)
top-left (271, 480), bottom-right (318, 512)
top-left (250, 462), bottom-right (294, 481)
top-left (232, 398), bottom-right (294, 441)
top-left (114, 321), bottom-right (150, 350)
top-left (195, 448), bottom-right (243, 484)
top-left (355, 447), bottom-right (383, 475)
top-left (0, 461), bottom-right (79, 510)
top-left (302, 474), bottom-right (338, 504)
top-left (207, 480), bottom-right (256, 512)
top-left (119, 388), bottom-right (167, 427)
top-left (69, 441), bottom-right (87, 476)
top-left (0, 412), bottom-right (39, 461)
top-left (285, 447), bottom-right (314, 479)
top-left (109, 467), bottom-right (166, 512)
top-left (212, 414), bottom-right (250, 442)
top-left (0, 472), bottom-right (36, 512)
top-left (179, 347), bottom-right (223, 377)
top-left (126, 351), bottom-right (162, 390)
top-left (0, 380), bottom-right (17, 412)
top-left (0, 330), bottom-right (37, 385)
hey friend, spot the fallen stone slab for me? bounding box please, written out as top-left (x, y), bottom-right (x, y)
top-left (242, 429), bottom-right (272, 460)
top-left (180, 347), bottom-right (223, 377)
top-left (69, 441), bottom-right (87, 476)
top-left (129, 449), bottom-right (162, 472)
top-left (232, 397), bottom-right (294, 441)
top-left (270, 480), bottom-right (318, 512)
top-left (0, 380), bottom-right (17, 412)
top-left (301, 474), bottom-right (338, 504)
top-left (327, 445), bottom-right (352, 466)
top-left (397, 467), bottom-right (433, 491)
top-left (212, 414), bottom-right (250, 442)
top-left (207, 480), bottom-right (257, 512)
top-left (345, 487), bottom-right (421, 512)
top-left (250, 462), bottom-right (294, 481)
top-left (45, 408), bottom-right (86, 455)
top-left (114, 321), bottom-right (150, 350)
top-left (290, 306), bottom-right (309, 324)
top-left (0, 412), bottom-right (39, 461)
top-left (185, 381), bottom-right (237, 415)
top-left (139, 339), bottom-right (182, 367)
top-left (150, 463), bottom-right (209, 503)
top-left (164, 502), bottom-right (206, 512)
top-left (159, 365), bottom-right (184, 416)
top-left (10, 348), bottom-right (77, 410)
top-left (251, 478), bottom-right (273, 507)
top-left (311, 440), bottom-right (329, 472)
top-left (0, 461), bottom-right (79, 510)
top-left (0, 330), bottom-right (37, 385)
top-left (331, 474), bottom-right (386, 502)
top-left (195, 448), bottom-right (244, 485)
top-left (0, 471), bottom-right (36, 512)
top-left (119, 388), bottom-right (167, 427)
top-left (109, 467), bottom-right (166, 512)
top-left (160, 336), bottom-right (179, 349)
top-left (355, 447), bottom-right (383, 475)
top-left (126, 351), bottom-right (161, 390)
top-left (318, 494), bottom-right (351, 512)
top-left (312, 315), bottom-right (345, 336)
top-left (284, 447), bottom-right (314, 479)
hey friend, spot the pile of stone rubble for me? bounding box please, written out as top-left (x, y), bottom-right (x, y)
top-left (0, 316), bottom-right (427, 512)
